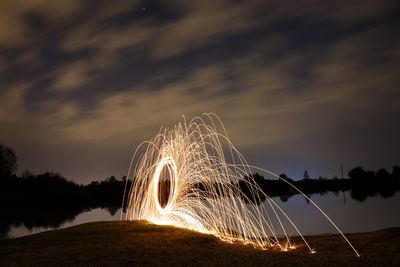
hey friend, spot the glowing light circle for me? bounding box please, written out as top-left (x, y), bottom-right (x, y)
top-left (123, 113), bottom-right (360, 257)
top-left (153, 156), bottom-right (178, 213)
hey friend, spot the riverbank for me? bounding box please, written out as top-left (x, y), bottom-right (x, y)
top-left (0, 221), bottom-right (399, 266)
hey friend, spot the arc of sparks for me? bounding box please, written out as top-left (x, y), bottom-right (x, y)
top-left (122, 113), bottom-right (360, 257)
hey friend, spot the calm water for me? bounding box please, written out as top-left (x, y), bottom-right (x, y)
top-left (4, 191), bottom-right (400, 239)
top-left (271, 191), bottom-right (400, 236)
top-left (5, 208), bottom-right (124, 239)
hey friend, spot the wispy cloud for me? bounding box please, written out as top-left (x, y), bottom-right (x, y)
top-left (0, 0), bottom-right (398, 181)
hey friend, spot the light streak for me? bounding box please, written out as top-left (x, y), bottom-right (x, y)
top-left (122, 113), bottom-right (359, 257)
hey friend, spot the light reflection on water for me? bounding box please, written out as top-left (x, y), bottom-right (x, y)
top-left (4, 191), bottom-right (400, 239)
top-left (272, 191), bottom-right (400, 236)
top-left (6, 208), bottom-right (125, 239)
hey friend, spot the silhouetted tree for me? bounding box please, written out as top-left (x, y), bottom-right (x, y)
top-left (249, 172), bottom-right (265, 188)
top-left (348, 167), bottom-right (366, 182)
top-left (0, 142), bottom-right (17, 177)
top-left (377, 168), bottom-right (390, 180)
top-left (279, 173), bottom-right (289, 180)
top-left (106, 206), bottom-right (119, 216)
top-left (303, 170), bottom-right (310, 180)
top-left (365, 170), bottom-right (375, 181)
top-left (279, 194), bottom-right (291, 202)
top-left (392, 165), bottom-right (400, 179)
top-left (376, 168), bottom-right (397, 198)
top-left (21, 169), bottom-right (33, 179)
top-left (105, 175), bottom-right (118, 183)
top-left (350, 189), bottom-right (368, 202)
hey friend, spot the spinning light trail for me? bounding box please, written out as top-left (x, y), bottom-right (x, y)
top-left (122, 113), bottom-right (359, 256)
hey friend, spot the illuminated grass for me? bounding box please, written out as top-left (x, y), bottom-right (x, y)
top-left (0, 222), bottom-right (398, 266)
top-left (123, 113), bottom-right (358, 256)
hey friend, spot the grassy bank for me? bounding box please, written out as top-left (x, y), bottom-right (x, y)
top-left (0, 221), bottom-right (399, 266)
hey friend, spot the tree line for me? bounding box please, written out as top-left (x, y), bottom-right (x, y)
top-left (1, 142), bottom-right (399, 237)
top-left (238, 165), bottom-right (400, 203)
top-left (0, 142), bottom-right (129, 238)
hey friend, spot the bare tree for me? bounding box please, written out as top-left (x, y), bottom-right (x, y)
top-left (0, 142), bottom-right (17, 177)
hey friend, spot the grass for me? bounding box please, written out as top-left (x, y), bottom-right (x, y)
top-left (0, 221), bottom-right (399, 266)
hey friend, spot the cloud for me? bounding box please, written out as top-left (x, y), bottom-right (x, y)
top-left (317, 0), bottom-right (396, 23)
top-left (0, 0), bottom-right (80, 47)
top-left (41, 53), bottom-right (311, 148)
top-left (0, 83), bottom-right (28, 124)
top-left (51, 61), bottom-right (94, 91)
top-left (150, 0), bottom-right (258, 58)
top-left (311, 24), bottom-right (400, 107)
top-left (0, 0), bottom-right (399, 181)
top-left (4, 23), bottom-right (399, 150)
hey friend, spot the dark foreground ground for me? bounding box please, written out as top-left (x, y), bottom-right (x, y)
top-left (0, 221), bottom-right (399, 266)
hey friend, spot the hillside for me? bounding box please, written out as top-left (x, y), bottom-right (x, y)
top-left (0, 221), bottom-right (399, 266)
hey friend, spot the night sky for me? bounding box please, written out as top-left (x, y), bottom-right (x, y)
top-left (0, 0), bottom-right (399, 184)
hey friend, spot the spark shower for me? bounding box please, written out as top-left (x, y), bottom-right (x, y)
top-left (122, 113), bottom-right (359, 256)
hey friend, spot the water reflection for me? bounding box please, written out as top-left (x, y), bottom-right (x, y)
top-left (272, 191), bottom-right (400, 236)
top-left (2, 208), bottom-right (124, 239)
top-left (2, 192), bottom-right (399, 240)
top-left (274, 184), bottom-right (399, 204)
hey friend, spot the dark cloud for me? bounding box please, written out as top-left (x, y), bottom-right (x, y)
top-left (0, 0), bottom-right (399, 183)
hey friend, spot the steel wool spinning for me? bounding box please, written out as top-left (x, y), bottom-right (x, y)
top-left (122, 113), bottom-right (359, 256)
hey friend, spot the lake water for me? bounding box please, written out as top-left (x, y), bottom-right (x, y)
top-left (272, 191), bottom-right (400, 236)
top-left (5, 208), bottom-right (124, 239)
top-left (4, 191), bottom-right (400, 239)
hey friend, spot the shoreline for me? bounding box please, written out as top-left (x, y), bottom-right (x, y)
top-left (1, 221), bottom-right (399, 266)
